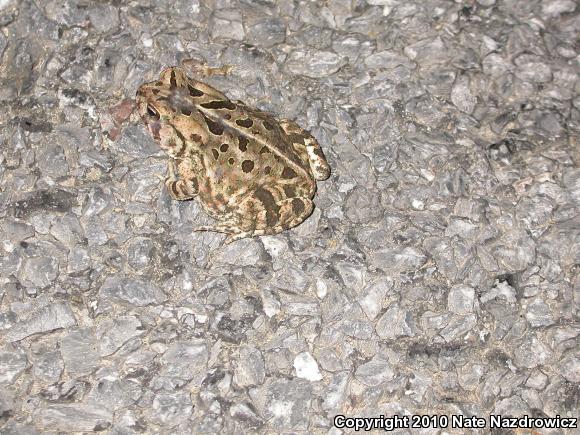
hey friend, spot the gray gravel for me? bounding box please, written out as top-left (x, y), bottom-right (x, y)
top-left (1, 0), bottom-right (579, 433)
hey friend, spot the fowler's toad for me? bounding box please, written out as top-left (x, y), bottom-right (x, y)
top-left (136, 66), bottom-right (330, 243)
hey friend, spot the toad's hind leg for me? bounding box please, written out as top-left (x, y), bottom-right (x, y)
top-left (194, 197), bottom-right (314, 244)
top-left (224, 196), bottom-right (315, 243)
top-left (279, 119), bottom-right (331, 181)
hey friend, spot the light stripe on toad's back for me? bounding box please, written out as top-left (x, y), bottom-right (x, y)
top-left (135, 66), bottom-right (330, 241)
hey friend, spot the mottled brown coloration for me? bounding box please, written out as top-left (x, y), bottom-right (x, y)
top-left (136, 65), bottom-right (330, 242)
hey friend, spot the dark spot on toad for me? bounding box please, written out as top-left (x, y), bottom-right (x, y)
top-left (254, 187), bottom-right (279, 226)
top-left (259, 146), bottom-right (270, 154)
top-left (170, 70), bottom-right (177, 88)
top-left (293, 134), bottom-right (308, 145)
top-left (292, 198), bottom-right (305, 214)
top-left (281, 167), bottom-right (297, 179)
top-left (191, 133), bottom-right (201, 142)
top-left (238, 136), bottom-right (249, 152)
top-left (264, 166), bottom-right (271, 175)
top-left (188, 84), bottom-right (204, 97)
top-left (220, 143), bottom-right (229, 152)
top-left (228, 157), bottom-right (235, 165)
top-left (236, 118), bottom-right (253, 128)
top-left (263, 120), bottom-right (275, 130)
top-left (201, 100), bottom-right (237, 110)
top-left (241, 160), bottom-right (254, 173)
top-left (283, 185), bottom-right (296, 197)
top-left (212, 149), bottom-right (219, 160)
top-left (203, 115), bottom-right (224, 135)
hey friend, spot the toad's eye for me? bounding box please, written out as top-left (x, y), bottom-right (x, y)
top-left (147, 104), bottom-right (160, 119)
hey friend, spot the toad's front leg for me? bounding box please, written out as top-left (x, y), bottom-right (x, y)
top-left (165, 158), bottom-right (199, 201)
